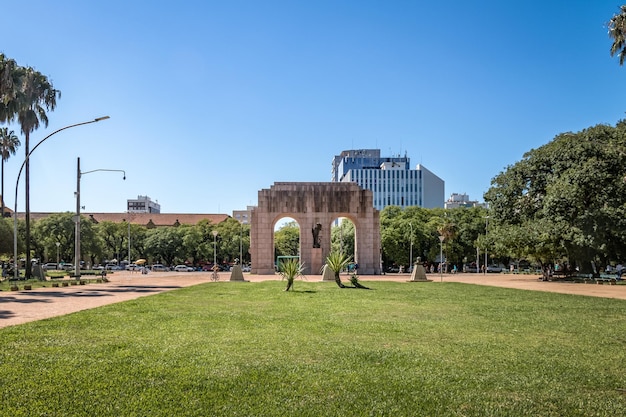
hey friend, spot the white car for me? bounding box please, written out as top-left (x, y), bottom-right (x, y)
top-left (174, 265), bottom-right (193, 272)
top-left (151, 264), bottom-right (168, 272)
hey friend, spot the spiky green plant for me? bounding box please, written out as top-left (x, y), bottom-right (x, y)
top-left (278, 258), bottom-right (305, 291)
top-left (324, 251), bottom-right (352, 288)
top-left (348, 272), bottom-right (369, 289)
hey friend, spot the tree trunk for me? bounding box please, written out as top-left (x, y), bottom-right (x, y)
top-left (1, 158), bottom-right (4, 218)
top-left (334, 272), bottom-right (345, 288)
top-left (25, 131), bottom-right (31, 279)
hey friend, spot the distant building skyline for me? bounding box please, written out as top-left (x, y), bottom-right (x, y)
top-left (444, 193), bottom-right (487, 209)
top-left (331, 148), bottom-right (445, 210)
top-left (127, 195), bottom-right (161, 214)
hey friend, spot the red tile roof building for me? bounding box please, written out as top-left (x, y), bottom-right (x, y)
top-left (15, 212), bottom-right (230, 227)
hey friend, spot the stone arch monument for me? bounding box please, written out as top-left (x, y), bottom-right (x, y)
top-left (250, 182), bottom-right (381, 275)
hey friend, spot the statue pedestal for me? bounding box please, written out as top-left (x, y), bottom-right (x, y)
top-left (408, 263), bottom-right (431, 282)
top-left (310, 248), bottom-right (323, 275)
top-left (322, 264), bottom-right (334, 281)
top-left (229, 265), bottom-right (247, 281)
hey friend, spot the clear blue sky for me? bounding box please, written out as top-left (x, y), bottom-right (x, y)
top-left (3, 1), bottom-right (625, 215)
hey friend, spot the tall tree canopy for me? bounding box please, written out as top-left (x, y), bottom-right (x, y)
top-left (274, 221), bottom-right (300, 258)
top-left (485, 122), bottom-right (626, 271)
top-left (609, 5), bottom-right (626, 65)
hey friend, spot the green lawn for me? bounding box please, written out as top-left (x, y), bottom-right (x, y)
top-left (1, 281), bottom-right (625, 416)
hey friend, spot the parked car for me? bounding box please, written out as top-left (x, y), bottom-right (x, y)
top-left (126, 263), bottom-right (138, 271)
top-left (174, 265), bottom-right (194, 272)
top-left (151, 264), bottom-right (168, 272)
top-left (42, 263), bottom-right (58, 270)
top-left (241, 265), bottom-right (251, 272)
top-left (486, 264), bottom-right (503, 273)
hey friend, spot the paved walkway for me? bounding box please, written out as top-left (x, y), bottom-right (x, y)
top-left (2, 271), bottom-right (625, 328)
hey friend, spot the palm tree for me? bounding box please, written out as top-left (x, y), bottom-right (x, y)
top-left (5, 65), bottom-right (60, 278)
top-left (0, 127), bottom-right (20, 217)
top-left (0, 54), bottom-right (19, 115)
top-left (277, 258), bottom-right (305, 291)
top-left (609, 6), bottom-right (626, 65)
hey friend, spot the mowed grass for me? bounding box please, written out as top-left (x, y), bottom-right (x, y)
top-left (1, 281), bottom-right (625, 416)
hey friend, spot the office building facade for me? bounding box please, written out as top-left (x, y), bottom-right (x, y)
top-left (127, 195), bottom-right (161, 213)
top-left (332, 149), bottom-right (444, 210)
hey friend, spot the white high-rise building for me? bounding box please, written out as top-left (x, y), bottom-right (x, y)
top-left (444, 193), bottom-right (487, 209)
top-left (332, 149), bottom-right (444, 210)
top-left (127, 195), bottom-right (161, 213)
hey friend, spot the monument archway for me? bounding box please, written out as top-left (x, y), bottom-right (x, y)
top-left (250, 182), bottom-right (381, 275)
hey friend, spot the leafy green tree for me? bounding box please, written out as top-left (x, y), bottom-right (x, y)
top-left (31, 213), bottom-right (75, 263)
top-left (30, 213), bottom-right (101, 268)
top-left (216, 217), bottom-right (248, 264)
top-left (127, 222), bottom-right (146, 262)
top-left (79, 218), bottom-right (102, 267)
top-left (609, 5), bottom-right (626, 65)
top-left (179, 224), bottom-right (203, 265)
top-left (144, 227), bottom-right (184, 266)
top-left (0, 127), bottom-right (20, 217)
top-left (274, 221), bottom-right (300, 258)
top-left (379, 205), bottom-right (490, 271)
top-left (191, 219), bottom-right (218, 264)
top-left (97, 221), bottom-right (128, 262)
top-left (0, 217), bottom-right (14, 255)
top-left (380, 206), bottom-right (407, 269)
top-left (331, 218), bottom-right (355, 256)
top-left (485, 122), bottom-right (626, 271)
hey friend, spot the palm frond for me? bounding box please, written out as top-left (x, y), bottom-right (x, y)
top-left (324, 251), bottom-right (352, 273)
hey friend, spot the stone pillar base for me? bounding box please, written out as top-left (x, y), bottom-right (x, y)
top-left (310, 248), bottom-right (323, 275)
top-left (408, 264), bottom-right (432, 282)
top-left (322, 264), bottom-right (335, 281)
top-left (229, 265), bottom-right (247, 281)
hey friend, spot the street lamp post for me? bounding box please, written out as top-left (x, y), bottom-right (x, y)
top-left (484, 216), bottom-right (489, 275)
top-left (409, 222), bottom-right (413, 273)
top-left (239, 222), bottom-right (243, 266)
top-left (128, 216), bottom-right (131, 265)
top-left (75, 157), bottom-right (125, 279)
top-left (13, 116), bottom-right (110, 280)
top-left (476, 247), bottom-right (480, 275)
top-left (212, 230), bottom-right (218, 267)
top-left (55, 241), bottom-right (60, 266)
top-left (438, 235), bottom-right (445, 282)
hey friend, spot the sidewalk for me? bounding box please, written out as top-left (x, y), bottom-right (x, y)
top-left (2, 271), bottom-right (626, 329)
top-left (0, 272), bottom-right (209, 328)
